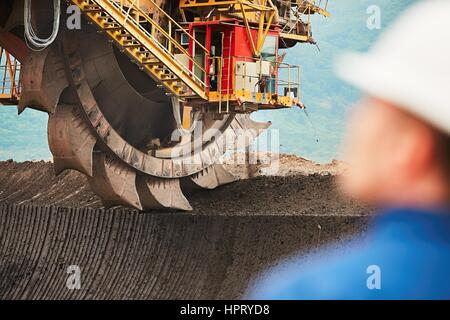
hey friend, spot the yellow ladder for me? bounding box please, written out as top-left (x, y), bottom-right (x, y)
top-left (70, 0), bottom-right (209, 100)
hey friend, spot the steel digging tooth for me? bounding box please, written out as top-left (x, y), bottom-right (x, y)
top-left (137, 175), bottom-right (193, 211)
top-left (88, 152), bottom-right (144, 210)
top-left (186, 165), bottom-right (238, 190)
top-left (48, 104), bottom-right (97, 176)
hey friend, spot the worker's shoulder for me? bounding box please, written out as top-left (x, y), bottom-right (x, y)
top-left (248, 229), bottom-right (450, 300)
top-left (247, 237), bottom-right (378, 299)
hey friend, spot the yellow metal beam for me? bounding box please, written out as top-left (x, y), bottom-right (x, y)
top-left (279, 32), bottom-right (309, 42)
top-left (255, 0), bottom-right (276, 55)
top-left (182, 106), bottom-right (192, 129)
top-left (257, 0), bottom-right (266, 43)
top-left (237, 0), bottom-right (258, 56)
top-left (180, 0), bottom-right (272, 11)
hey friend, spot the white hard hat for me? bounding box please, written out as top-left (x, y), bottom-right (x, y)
top-left (336, 0), bottom-right (450, 135)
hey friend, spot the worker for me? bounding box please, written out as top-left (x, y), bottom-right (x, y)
top-left (248, 0), bottom-right (450, 299)
top-left (257, 76), bottom-right (268, 93)
top-left (209, 48), bottom-right (218, 91)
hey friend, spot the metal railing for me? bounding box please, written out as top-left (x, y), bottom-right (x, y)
top-left (211, 54), bottom-right (300, 111)
top-left (231, 56), bottom-right (300, 98)
top-left (0, 47), bottom-right (21, 102)
top-left (111, 0), bottom-right (209, 87)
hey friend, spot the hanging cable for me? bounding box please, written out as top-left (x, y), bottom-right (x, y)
top-left (24, 0), bottom-right (61, 51)
top-left (298, 103), bottom-right (319, 143)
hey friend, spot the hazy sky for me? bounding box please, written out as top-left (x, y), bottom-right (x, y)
top-left (252, 0), bottom-right (417, 162)
top-left (0, 0), bottom-right (417, 163)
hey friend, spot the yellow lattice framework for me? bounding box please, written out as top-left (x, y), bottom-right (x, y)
top-left (0, 47), bottom-right (21, 106)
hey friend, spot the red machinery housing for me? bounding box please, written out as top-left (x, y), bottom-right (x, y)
top-left (183, 18), bottom-right (300, 113)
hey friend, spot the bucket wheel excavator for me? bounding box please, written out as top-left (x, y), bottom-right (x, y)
top-left (0, 0), bottom-right (329, 211)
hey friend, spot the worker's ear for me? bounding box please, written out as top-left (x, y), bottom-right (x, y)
top-left (399, 123), bottom-right (436, 180)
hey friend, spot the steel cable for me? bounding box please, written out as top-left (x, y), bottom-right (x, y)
top-left (24, 0), bottom-right (61, 51)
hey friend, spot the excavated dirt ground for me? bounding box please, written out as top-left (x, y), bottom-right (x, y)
top-left (0, 154), bottom-right (366, 216)
top-left (0, 154), bottom-right (372, 299)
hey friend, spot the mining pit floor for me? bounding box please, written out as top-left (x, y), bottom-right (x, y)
top-left (0, 154), bottom-right (371, 299)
